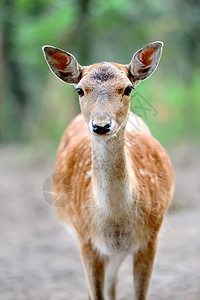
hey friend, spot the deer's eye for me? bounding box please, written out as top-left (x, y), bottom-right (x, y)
top-left (75, 88), bottom-right (84, 97)
top-left (124, 86), bottom-right (134, 96)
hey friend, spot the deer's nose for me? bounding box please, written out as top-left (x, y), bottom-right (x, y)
top-left (92, 121), bottom-right (112, 135)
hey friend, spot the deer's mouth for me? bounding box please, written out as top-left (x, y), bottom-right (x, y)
top-left (91, 131), bottom-right (116, 140)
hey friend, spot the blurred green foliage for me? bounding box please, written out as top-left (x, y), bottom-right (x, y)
top-left (0, 0), bottom-right (200, 149)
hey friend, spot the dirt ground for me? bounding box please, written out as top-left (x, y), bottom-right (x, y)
top-left (0, 142), bottom-right (200, 300)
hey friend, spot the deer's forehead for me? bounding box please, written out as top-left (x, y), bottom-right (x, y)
top-left (80, 62), bottom-right (130, 91)
top-left (90, 63), bottom-right (117, 82)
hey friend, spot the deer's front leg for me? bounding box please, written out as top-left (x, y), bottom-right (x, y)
top-left (133, 237), bottom-right (158, 300)
top-left (80, 241), bottom-right (105, 300)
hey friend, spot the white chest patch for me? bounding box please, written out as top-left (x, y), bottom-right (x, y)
top-left (92, 223), bottom-right (140, 256)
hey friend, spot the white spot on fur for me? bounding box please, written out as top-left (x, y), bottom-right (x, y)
top-left (86, 170), bottom-right (91, 178)
top-left (139, 169), bottom-right (146, 175)
top-left (85, 158), bottom-right (90, 165)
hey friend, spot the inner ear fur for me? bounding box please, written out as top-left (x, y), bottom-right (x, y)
top-left (128, 41), bottom-right (163, 85)
top-left (42, 46), bottom-right (82, 84)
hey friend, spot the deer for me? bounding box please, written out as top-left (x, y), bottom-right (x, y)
top-left (42, 41), bottom-right (174, 300)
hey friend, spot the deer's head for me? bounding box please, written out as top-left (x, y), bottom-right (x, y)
top-left (43, 42), bottom-right (163, 139)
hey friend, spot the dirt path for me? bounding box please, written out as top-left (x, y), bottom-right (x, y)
top-left (0, 143), bottom-right (199, 300)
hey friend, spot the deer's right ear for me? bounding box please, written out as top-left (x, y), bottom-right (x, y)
top-left (42, 46), bottom-right (82, 84)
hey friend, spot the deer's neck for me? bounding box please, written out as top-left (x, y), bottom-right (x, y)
top-left (91, 135), bottom-right (133, 215)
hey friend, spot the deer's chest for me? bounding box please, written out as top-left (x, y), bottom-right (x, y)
top-left (92, 221), bottom-right (140, 256)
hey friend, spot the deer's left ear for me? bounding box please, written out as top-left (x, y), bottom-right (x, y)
top-left (128, 41), bottom-right (163, 85)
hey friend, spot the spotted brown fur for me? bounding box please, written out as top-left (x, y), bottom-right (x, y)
top-left (43, 41), bottom-right (173, 300)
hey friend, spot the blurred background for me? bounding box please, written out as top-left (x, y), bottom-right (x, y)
top-left (1, 0), bottom-right (200, 148)
top-left (0, 0), bottom-right (200, 299)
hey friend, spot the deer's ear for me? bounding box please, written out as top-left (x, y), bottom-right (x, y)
top-left (42, 46), bottom-right (82, 84)
top-left (128, 41), bottom-right (163, 86)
